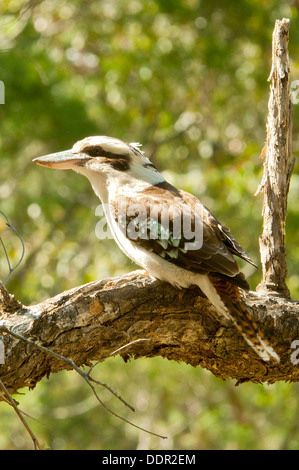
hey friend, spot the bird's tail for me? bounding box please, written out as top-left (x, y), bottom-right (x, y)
top-left (208, 276), bottom-right (280, 362)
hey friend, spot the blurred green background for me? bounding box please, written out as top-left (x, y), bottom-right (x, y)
top-left (1, 0), bottom-right (299, 450)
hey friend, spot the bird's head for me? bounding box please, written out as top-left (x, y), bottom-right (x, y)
top-left (33, 136), bottom-right (163, 188)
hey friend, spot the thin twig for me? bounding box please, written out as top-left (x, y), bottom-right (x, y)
top-left (0, 326), bottom-right (167, 440)
top-left (0, 378), bottom-right (43, 450)
top-left (87, 338), bottom-right (151, 376)
top-left (0, 211), bottom-right (25, 287)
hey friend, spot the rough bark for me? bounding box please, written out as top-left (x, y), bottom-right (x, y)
top-left (0, 270), bottom-right (298, 399)
top-left (256, 18), bottom-right (295, 298)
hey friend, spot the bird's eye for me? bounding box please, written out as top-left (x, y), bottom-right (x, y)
top-left (83, 146), bottom-right (103, 157)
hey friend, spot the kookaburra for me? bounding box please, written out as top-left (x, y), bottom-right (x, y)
top-left (33, 135), bottom-right (279, 362)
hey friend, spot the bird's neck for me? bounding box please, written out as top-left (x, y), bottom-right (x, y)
top-left (75, 165), bottom-right (165, 205)
top-left (107, 172), bottom-right (164, 200)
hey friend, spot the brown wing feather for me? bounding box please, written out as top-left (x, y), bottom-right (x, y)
top-left (111, 182), bottom-right (255, 289)
top-left (180, 189), bottom-right (257, 268)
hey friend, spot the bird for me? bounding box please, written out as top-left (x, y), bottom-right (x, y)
top-left (33, 135), bottom-right (280, 362)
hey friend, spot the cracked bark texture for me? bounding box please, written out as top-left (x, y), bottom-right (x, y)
top-left (0, 270), bottom-right (298, 399)
top-left (256, 18), bottom-right (295, 298)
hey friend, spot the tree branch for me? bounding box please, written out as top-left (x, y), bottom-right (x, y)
top-left (0, 270), bottom-right (298, 397)
top-left (256, 18), bottom-right (295, 298)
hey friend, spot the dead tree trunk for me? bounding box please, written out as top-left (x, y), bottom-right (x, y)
top-left (256, 18), bottom-right (295, 298)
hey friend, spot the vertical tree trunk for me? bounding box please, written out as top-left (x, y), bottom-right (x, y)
top-left (256, 18), bottom-right (294, 298)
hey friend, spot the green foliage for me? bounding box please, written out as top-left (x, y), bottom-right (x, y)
top-left (0, 0), bottom-right (299, 450)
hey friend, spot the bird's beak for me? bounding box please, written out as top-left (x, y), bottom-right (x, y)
top-left (33, 150), bottom-right (89, 170)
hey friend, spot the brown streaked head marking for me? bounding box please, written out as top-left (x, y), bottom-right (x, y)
top-left (79, 145), bottom-right (131, 172)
